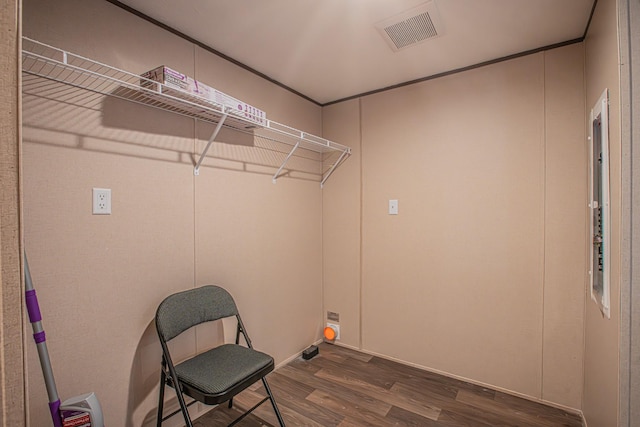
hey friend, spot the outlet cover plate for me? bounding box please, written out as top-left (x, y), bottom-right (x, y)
top-left (92, 188), bottom-right (111, 215)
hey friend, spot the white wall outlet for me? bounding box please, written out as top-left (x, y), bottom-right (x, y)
top-left (389, 199), bottom-right (399, 215)
top-left (326, 322), bottom-right (340, 340)
top-left (92, 188), bottom-right (111, 215)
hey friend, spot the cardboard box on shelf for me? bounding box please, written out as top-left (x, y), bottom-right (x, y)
top-left (141, 66), bottom-right (267, 126)
top-left (141, 65), bottom-right (196, 94)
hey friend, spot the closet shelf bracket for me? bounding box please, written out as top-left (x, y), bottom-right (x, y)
top-left (194, 112), bottom-right (228, 176)
top-left (321, 148), bottom-right (350, 189)
top-left (273, 141), bottom-right (300, 184)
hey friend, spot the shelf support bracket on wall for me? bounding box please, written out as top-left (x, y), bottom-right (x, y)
top-left (272, 141), bottom-right (300, 184)
top-left (321, 149), bottom-right (350, 188)
top-left (194, 112), bottom-right (228, 176)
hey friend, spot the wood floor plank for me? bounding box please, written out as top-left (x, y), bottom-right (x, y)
top-left (193, 403), bottom-right (266, 427)
top-left (370, 356), bottom-right (496, 400)
top-left (392, 373), bottom-right (460, 400)
top-left (436, 407), bottom-right (501, 427)
top-left (306, 387), bottom-right (391, 418)
top-left (390, 382), bottom-right (526, 426)
top-left (192, 343), bottom-right (583, 426)
top-left (311, 354), bottom-right (397, 390)
top-left (319, 343), bottom-right (373, 363)
top-left (314, 365), bottom-right (442, 421)
top-left (306, 390), bottom-right (395, 426)
top-left (287, 356), bottom-right (323, 374)
top-left (337, 417), bottom-right (379, 427)
top-left (234, 388), bottom-right (325, 427)
top-left (390, 382), bottom-right (457, 412)
top-left (386, 405), bottom-right (443, 427)
top-left (277, 364), bottom-right (389, 414)
top-left (257, 373), bottom-right (346, 426)
top-left (264, 371), bottom-right (315, 400)
top-left (493, 391), bottom-right (583, 427)
top-left (314, 349), bottom-right (349, 364)
top-left (455, 389), bottom-right (578, 427)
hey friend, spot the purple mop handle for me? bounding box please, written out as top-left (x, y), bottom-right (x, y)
top-left (25, 254), bottom-right (62, 427)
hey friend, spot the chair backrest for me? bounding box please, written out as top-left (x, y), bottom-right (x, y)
top-left (156, 285), bottom-right (239, 342)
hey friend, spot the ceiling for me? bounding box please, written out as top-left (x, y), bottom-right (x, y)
top-left (115, 0), bottom-right (595, 105)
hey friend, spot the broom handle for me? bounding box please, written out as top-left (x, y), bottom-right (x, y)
top-left (24, 253), bottom-right (62, 427)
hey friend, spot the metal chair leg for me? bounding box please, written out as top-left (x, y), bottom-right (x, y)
top-left (174, 385), bottom-right (194, 427)
top-left (262, 377), bottom-right (286, 427)
top-left (157, 364), bottom-right (166, 426)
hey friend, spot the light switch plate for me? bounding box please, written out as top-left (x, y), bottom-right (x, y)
top-left (389, 199), bottom-right (398, 215)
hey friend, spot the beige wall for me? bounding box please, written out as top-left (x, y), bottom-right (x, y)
top-left (22, 0), bottom-right (324, 425)
top-left (1, 0), bottom-right (25, 426)
top-left (20, 0), bottom-right (620, 424)
top-left (542, 45), bottom-right (588, 408)
top-left (322, 99), bottom-right (362, 347)
top-left (323, 45), bottom-right (587, 409)
top-left (583, 0), bottom-right (622, 425)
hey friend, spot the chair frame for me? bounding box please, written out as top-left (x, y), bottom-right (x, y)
top-left (155, 286), bottom-right (286, 427)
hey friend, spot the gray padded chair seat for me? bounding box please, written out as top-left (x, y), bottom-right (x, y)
top-left (155, 285), bottom-right (285, 427)
top-left (175, 344), bottom-right (274, 403)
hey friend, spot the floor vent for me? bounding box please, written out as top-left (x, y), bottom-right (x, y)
top-left (375, 1), bottom-right (444, 52)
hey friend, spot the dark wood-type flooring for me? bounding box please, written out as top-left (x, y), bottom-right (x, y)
top-left (193, 343), bottom-right (582, 427)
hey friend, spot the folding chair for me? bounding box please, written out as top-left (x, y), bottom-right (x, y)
top-left (155, 285), bottom-right (286, 426)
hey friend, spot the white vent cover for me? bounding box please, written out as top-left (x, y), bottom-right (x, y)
top-left (375, 1), bottom-right (444, 52)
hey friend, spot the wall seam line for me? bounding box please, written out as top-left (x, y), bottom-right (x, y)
top-left (320, 106), bottom-right (325, 340)
top-left (17, 7), bottom-right (27, 425)
top-left (359, 97), bottom-right (364, 350)
top-left (620, 0), bottom-right (635, 421)
top-left (580, 40), bottom-right (588, 414)
top-left (541, 50), bottom-right (547, 402)
top-left (192, 43), bottom-right (199, 354)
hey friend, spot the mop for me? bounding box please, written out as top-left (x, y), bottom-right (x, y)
top-left (24, 254), bottom-right (105, 427)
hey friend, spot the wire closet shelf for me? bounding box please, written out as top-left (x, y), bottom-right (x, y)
top-left (21, 37), bottom-right (351, 187)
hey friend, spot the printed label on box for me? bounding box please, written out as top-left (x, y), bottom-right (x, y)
top-left (62, 410), bottom-right (91, 427)
top-left (141, 66), bottom-right (194, 94)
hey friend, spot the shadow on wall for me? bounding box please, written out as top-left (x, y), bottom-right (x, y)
top-left (21, 78), bottom-right (328, 183)
top-left (126, 319), bottom-right (160, 427)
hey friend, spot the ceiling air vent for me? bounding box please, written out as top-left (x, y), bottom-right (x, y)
top-left (375, 1), bottom-right (444, 52)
